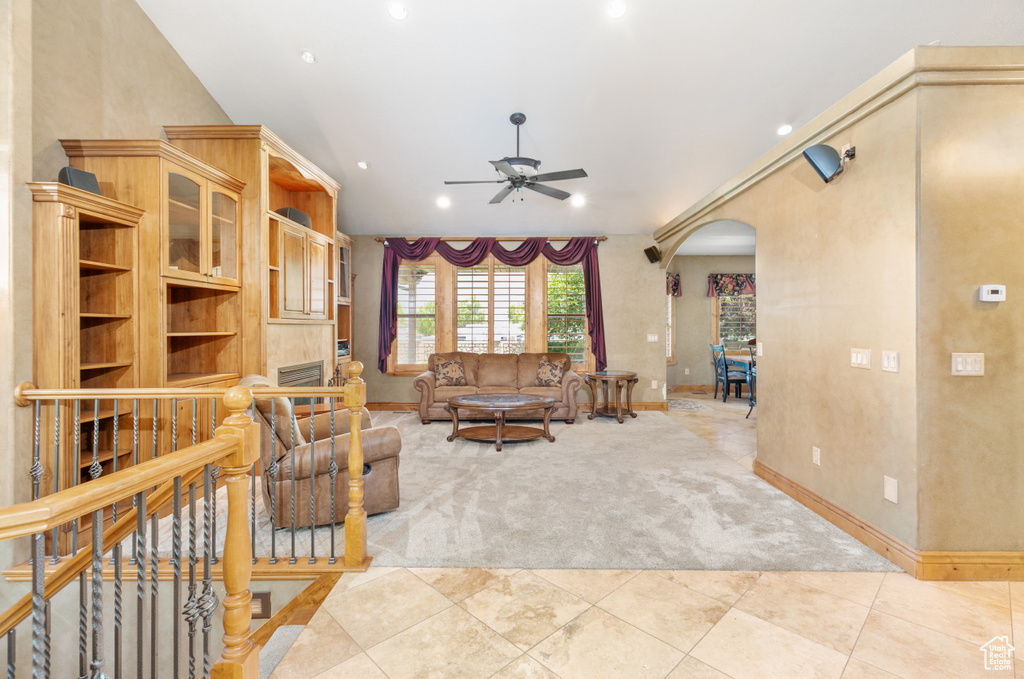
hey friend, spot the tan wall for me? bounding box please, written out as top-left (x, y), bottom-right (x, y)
top-left (666, 254), bottom-right (755, 387)
top-left (352, 235), bottom-right (670, 406)
top-left (916, 84), bottom-right (1024, 551)
top-left (0, 0), bottom-right (230, 571)
top-left (663, 90), bottom-right (922, 547)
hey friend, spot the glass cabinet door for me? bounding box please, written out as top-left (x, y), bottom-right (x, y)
top-left (337, 242), bottom-right (351, 300)
top-left (281, 226), bottom-right (307, 317)
top-left (308, 238), bottom-right (328, 317)
top-left (210, 191), bottom-right (238, 282)
top-left (167, 173), bottom-right (202, 276)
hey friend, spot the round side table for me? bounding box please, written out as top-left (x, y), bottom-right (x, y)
top-left (584, 370), bottom-right (638, 423)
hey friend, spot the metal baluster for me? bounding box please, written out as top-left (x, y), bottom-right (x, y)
top-left (185, 480), bottom-right (198, 679)
top-left (268, 399), bottom-right (278, 564)
top-left (90, 401), bottom-right (101, 482)
top-left (50, 403), bottom-right (60, 564)
top-left (111, 399), bottom-right (119, 524)
top-left (30, 401), bottom-right (41, 500)
top-left (171, 398), bottom-right (178, 452)
top-left (43, 601), bottom-right (51, 679)
top-left (289, 401), bottom-right (297, 564)
top-left (5, 629), bottom-right (14, 679)
top-left (79, 571), bottom-right (88, 679)
top-left (150, 497), bottom-right (159, 679)
top-left (90, 509), bottom-right (106, 679)
top-left (73, 400), bottom-right (81, 552)
top-left (31, 533), bottom-right (43, 678)
top-left (211, 397), bottom-right (220, 565)
top-left (201, 465), bottom-right (217, 676)
top-left (172, 476), bottom-right (182, 679)
top-left (129, 401), bottom-right (138, 566)
top-left (328, 400), bottom-right (338, 563)
top-left (113, 540), bottom-right (122, 679)
top-left (135, 492), bottom-right (146, 679)
top-left (309, 408), bottom-right (317, 563)
top-left (251, 402), bottom-right (258, 564)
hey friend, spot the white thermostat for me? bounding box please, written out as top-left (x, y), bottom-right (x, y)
top-left (979, 285), bottom-right (1006, 302)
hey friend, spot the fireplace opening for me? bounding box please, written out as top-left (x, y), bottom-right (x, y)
top-left (277, 361), bottom-right (324, 408)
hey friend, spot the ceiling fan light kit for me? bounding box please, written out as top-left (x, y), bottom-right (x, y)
top-left (444, 112), bottom-right (588, 204)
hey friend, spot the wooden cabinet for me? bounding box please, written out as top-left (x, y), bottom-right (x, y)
top-left (61, 140), bottom-right (246, 389)
top-left (274, 216), bottom-right (332, 321)
top-left (164, 168), bottom-right (240, 287)
top-left (29, 182), bottom-right (144, 485)
top-left (164, 126), bottom-right (344, 378)
top-left (335, 233), bottom-right (354, 368)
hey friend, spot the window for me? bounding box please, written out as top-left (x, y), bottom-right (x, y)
top-left (455, 261), bottom-right (525, 354)
top-left (388, 254), bottom-right (593, 374)
top-left (714, 294), bottom-right (756, 350)
top-left (546, 264), bottom-right (587, 366)
top-left (395, 260), bottom-right (436, 368)
top-left (666, 294), bottom-right (676, 365)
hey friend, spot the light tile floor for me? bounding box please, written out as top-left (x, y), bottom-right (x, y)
top-left (271, 392), bottom-right (1019, 679)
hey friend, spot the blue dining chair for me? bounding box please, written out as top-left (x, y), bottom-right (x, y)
top-left (746, 345), bottom-right (757, 418)
top-left (710, 344), bottom-right (747, 402)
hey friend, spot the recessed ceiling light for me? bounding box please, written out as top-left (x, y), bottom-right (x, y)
top-left (571, 194), bottom-right (586, 207)
top-left (777, 124), bottom-right (793, 136)
top-left (387, 3), bottom-right (408, 20)
top-left (357, 161), bottom-right (369, 170)
top-left (607, 1), bottom-right (626, 19)
top-left (298, 50), bottom-right (317, 64)
top-left (436, 196), bottom-right (451, 208)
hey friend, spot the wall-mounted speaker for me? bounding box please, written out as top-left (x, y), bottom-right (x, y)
top-left (274, 207), bottom-right (313, 229)
top-left (57, 167), bottom-right (101, 195)
top-left (644, 246), bottom-right (662, 263)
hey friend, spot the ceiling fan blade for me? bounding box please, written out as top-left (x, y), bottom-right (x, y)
top-left (489, 184), bottom-right (515, 204)
top-left (444, 180), bottom-right (506, 185)
top-left (531, 168), bottom-right (588, 182)
top-left (525, 182), bottom-right (571, 201)
top-left (489, 160), bottom-right (522, 177)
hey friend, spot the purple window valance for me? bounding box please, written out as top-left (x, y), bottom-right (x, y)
top-left (706, 273), bottom-right (755, 297)
top-left (378, 237), bottom-right (606, 373)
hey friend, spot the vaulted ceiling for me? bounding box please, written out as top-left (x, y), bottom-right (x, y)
top-left (136, 0), bottom-right (1023, 238)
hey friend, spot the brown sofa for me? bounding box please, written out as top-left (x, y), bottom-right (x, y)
top-left (413, 352), bottom-right (583, 424)
top-left (239, 375), bottom-right (401, 528)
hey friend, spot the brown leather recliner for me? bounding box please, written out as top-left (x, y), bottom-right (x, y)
top-left (238, 375), bottom-right (401, 528)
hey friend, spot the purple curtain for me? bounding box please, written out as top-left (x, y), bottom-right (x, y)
top-left (378, 237), bottom-right (606, 372)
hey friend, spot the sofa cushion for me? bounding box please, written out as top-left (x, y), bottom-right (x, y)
top-left (478, 353), bottom-right (519, 387)
top-left (519, 386), bottom-right (563, 401)
top-left (477, 386), bottom-right (521, 395)
top-left (433, 385), bottom-right (479, 403)
top-left (535, 357), bottom-right (565, 387)
top-left (431, 352), bottom-right (478, 385)
top-left (517, 353), bottom-right (570, 389)
top-left (434, 356), bottom-right (467, 387)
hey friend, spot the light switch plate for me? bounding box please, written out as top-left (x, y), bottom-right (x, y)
top-left (757, 342), bottom-right (763, 357)
top-left (951, 352), bottom-right (984, 376)
top-left (647, 333), bottom-right (658, 342)
top-left (812, 446), bottom-right (820, 466)
top-left (881, 350), bottom-right (899, 373)
top-left (851, 348), bottom-right (872, 369)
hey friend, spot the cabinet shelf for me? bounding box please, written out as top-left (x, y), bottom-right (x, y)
top-left (80, 312), bottom-right (132, 321)
top-left (166, 372), bottom-right (240, 388)
top-left (80, 361), bottom-right (133, 372)
top-left (167, 331), bottom-right (237, 338)
top-left (80, 259), bottom-right (131, 273)
top-left (78, 447), bottom-right (134, 468)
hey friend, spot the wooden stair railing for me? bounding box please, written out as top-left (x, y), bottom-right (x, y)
top-left (1, 385), bottom-right (260, 678)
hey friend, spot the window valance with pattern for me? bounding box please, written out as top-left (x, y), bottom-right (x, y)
top-left (706, 273), bottom-right (755, 297)
top-left (379, 237), bottom-right (606, 372)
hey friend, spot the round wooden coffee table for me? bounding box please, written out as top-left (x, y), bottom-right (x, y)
top-left (584, 370), bottom-right (638, 423)
top-left (445, 393), bottom-right (556, 451)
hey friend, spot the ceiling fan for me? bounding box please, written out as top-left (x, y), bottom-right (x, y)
top-left (444, 112), bottom-right (588, 204)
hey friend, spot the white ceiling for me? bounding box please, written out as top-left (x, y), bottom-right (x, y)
top-left (136, 0), bottom-right (1024, 240)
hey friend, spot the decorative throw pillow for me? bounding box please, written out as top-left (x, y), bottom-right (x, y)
top-left (434, 357), bottom-right (467, 387)
top-left (536, 356), bottom-right (565, 387)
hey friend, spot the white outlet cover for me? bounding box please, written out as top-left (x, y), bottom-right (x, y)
top-left (812, 446), bottom-right (820, 466)
top-left (684, 368), bottom-right (690, 375)
top-left (651, 379), bottom-right (658, 389)
top-left (884, 475), bottom-right (898, 504)
top-left (756, 342), bottom-right (763, 357)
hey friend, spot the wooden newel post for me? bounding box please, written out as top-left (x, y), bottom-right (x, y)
top-left (344, 361), bottom-right (369, 568)
top-left (212, 386), bottom-right (261, 679)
